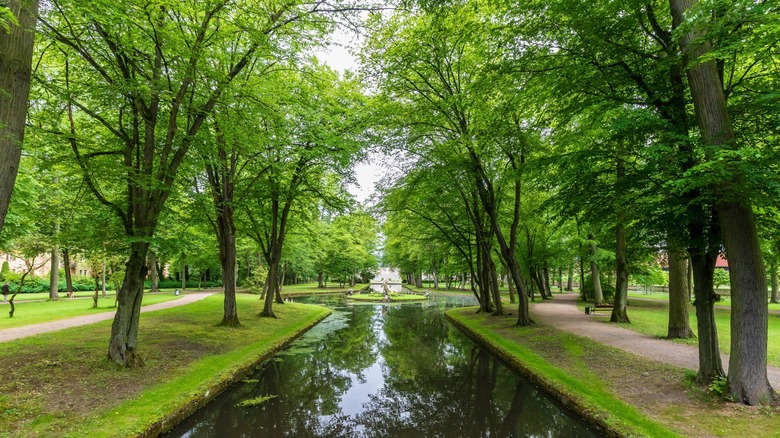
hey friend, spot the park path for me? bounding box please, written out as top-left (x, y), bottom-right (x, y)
top-left (531, 293), bottom-right (780, 389)
top-left (0, 292), bottom-right (216, 343)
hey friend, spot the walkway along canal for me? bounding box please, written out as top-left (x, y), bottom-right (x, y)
top-left (163, 295), bottom-right (601, 437)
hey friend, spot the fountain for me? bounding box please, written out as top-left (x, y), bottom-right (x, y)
top-left (369, 268), bottom-right (402, 293)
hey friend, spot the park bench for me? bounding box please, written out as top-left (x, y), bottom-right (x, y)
top-left (585, 304), bottom-right (612, 315)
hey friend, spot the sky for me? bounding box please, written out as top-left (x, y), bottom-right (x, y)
top-left (316, 28), bottom-right (390, 205)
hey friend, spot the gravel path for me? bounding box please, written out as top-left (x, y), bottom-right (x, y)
top-left (0, 292), bottom-right (216, 343)
top-left (532, 293), bottom-right (780, 388)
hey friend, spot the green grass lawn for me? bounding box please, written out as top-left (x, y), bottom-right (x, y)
top-left (0, 293), bottom-right (329, 437)
top-left (0, 293), bottom-right (184, 329)
top-left (281, 282), bottom-right (355, 295)
top-left (628, 290), bottom-right (780, 312)
top-left (588, 299), bottom-right (780, 368)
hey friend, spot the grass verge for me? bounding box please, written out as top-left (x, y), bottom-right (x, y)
top-left (587, 299), bottom-right (780, 368)
top-left (447, 306), bottom-right (780, 438)
top-left (0, 293), bottom-right (330, 437)
top-left (0, 294), bottom-right (182, 329)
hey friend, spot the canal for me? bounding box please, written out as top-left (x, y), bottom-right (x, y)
top-left (164, 294), bottom-right (601, 437)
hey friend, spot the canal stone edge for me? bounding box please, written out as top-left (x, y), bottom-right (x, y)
top-left (141, 309), bottom-right (333, 438)
top-left (444, 312), bottom-right (624, 438)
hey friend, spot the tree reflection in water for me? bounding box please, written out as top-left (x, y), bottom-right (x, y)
top-left (164, 296), bottom-right (600, 437)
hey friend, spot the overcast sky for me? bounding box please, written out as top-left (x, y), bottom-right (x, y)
top-left (316, 29), bottom-right (390, 205)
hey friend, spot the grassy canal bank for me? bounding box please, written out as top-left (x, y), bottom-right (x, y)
top-left (446, 307), bottom-right (780, 438)
top-left (0, 294), bottom-right (330, 437)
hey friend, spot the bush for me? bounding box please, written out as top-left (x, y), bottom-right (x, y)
top-left (243, 266), bottom-right (269, 295)
top-left (581, 273), bottom-right (615, 303)
top-left (145, 279), bottom-right (223, 290)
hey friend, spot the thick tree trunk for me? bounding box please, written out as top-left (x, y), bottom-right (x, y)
top-left (0, 0), bottom-right (39, 235)
top-left (261, 260), bottom-right (278, 318)
top-left (63, 248), bottom-right (73, 295)
top-left (49, 245), bottom-right (59, 301)
top-left (149, 252), bottom-right (159, 292)
top-left (108, 241), bottom-right (149, 367)
top-left (415, 272), bottom-right (423, 288)
top-left (691, 251), bottom-right (725, 384)
top-left (217, 213), bottom-right (239, 326)
top-left (667, 248), bottom-right (693, 337)
top-left (671, 0), bottom-right (775, 404)
top-left (771, 264), bottom-right (779, 304)
top-left (611, 217), bottom-right (630, 323)
top-left (317, 271), bottom-right (324, 288)
top-left (542, 262), bottom-right (552, 299)
top-left (588, 233), bottom-right (604, 305)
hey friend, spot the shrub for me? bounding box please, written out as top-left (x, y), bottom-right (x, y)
top-left (145, 279), bottom-right (223, 290)
top-left (581, 273), bottom-right (615, 303)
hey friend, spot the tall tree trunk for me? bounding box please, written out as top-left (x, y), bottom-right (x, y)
top-left (149, 251), bottom-right (159, 292)
top-left (667, 247), bottom-right (693, 337)
top-left (49, 241), bottom-right (59, 301)
top-left (217, 213), bottom-right (238, 326)
top-left (542, 262), bottom-right (552, 299)
top-left (691, 251), bottom-right (725, 384)
top-left (588, 233), bottom-right (604, 305)
top-left (180, 256), bottom-right (186, 291)
top-left (63, 248), bottom-right (73, 295)
top-left (611, 151), bottom-right (629, 322)
top-left (101, 256), bottom-right (106, 298)
top-left (567, 261), bottom-right (574, 291)
top-left (0, 0), bottom-right (39, 235)
top-left (432, 256), bottom-right (439, 290)
top-left (317, 271), bottom-right (324, 288)
top-left (108, 241), bottom-right (149, 367)
top-left (262, 259), bottom-right (279, 317)
top-left (671, 0), bottom-right (774, 404)
top-left (771, 261), bottom-right (779, 304)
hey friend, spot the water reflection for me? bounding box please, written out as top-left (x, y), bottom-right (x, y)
top-left (165, 296), bottom-right (600, 437)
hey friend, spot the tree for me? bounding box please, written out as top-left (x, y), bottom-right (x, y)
top-left (670, 0), bottom-right (776, 404)
top-left (0, 0), bottom-right (39, 236)
top-left (35, 0), bottom-right (335, 367)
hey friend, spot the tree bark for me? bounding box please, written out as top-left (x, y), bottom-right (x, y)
top-left (611, 213), bottom-right (630, 323)
top-left (0, 0), bottom-right (39, 235)
top-left (667, 247), bottom-right (694, 337)
top-left (49, 245), bottom-right (59, 301)
top-left (588, 233), bottom-right (604, 305)
top-left (317, 271), bottom-right (324, 288)
top-left (149, 251), bottom-right (159, 292)
top-left (691, 251), bottom-right (725, 383)
top-left (670, 0), bottom-right (775, 404)
top-left (771, 262), bottom-right (779, 304)
top-left (567, 261), bottom-right (574, 291)
top-left (63, 248), bottom-right (73, 295)
top-left (180, 256), bottom-right (186, 291)
top-left (108, 242), bottom-right (149, 367)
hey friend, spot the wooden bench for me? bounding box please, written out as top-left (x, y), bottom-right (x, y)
top-left (585, 304), bottom-right (612, 315)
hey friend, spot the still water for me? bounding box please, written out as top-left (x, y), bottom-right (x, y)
top-left (164, 295), bottom-right (601, 437)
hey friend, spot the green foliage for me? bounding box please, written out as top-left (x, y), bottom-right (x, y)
top-left (713, 269), bottom-right (731, 289)
top-left (708, 376), bottom-right (730, 399)
top-left (3, 276), bottom-right (104, 294)
top-left (146, 279), bottom-right (223, 290)
top-left (581, 274), bottom-right (615, 303)
top-left (243, 265), bottom-right (269, 295)
top-left (0, 261), bottom-right (8, 280)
